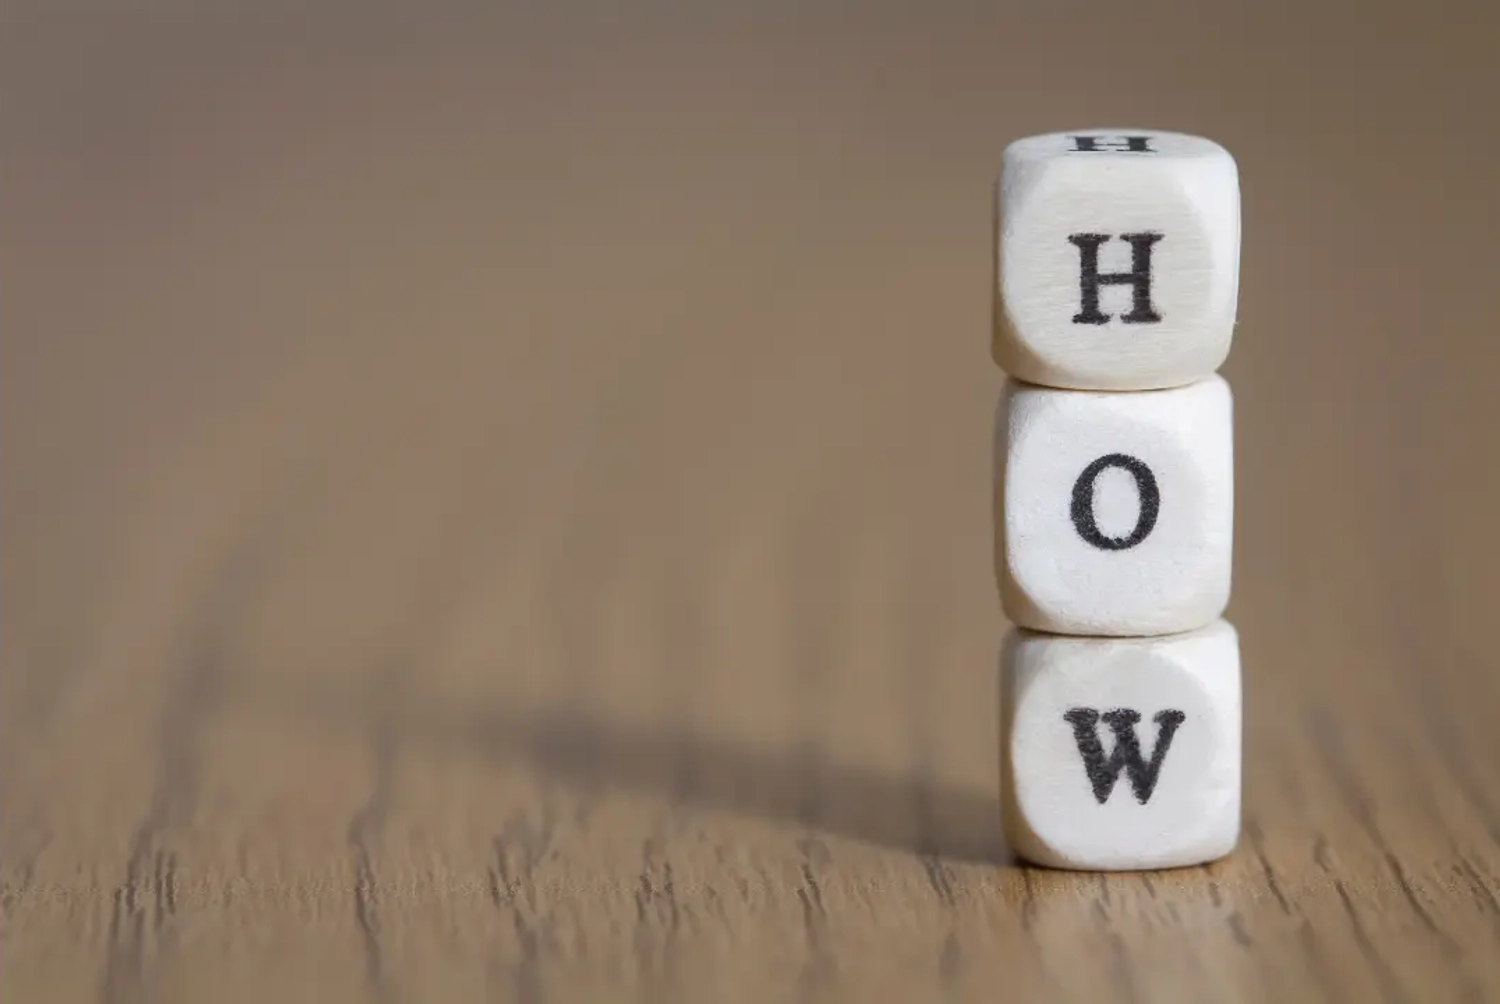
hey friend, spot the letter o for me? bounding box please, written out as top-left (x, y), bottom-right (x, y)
top-left (1070, 453), bottom-right (1160, 551)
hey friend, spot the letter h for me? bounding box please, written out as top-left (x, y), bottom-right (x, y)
top-left (1069, 135), bottom-right (1153, 153)
top-left (1068, 233), bottom-right (1164, 325)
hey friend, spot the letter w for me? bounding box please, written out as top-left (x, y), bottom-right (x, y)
top-left (1062, 708), bottom-right (1186, 805)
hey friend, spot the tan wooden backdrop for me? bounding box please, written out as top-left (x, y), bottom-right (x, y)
top-left (5, 3), bottom-right (1500, 1001)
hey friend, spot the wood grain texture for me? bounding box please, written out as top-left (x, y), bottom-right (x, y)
top-left (4, 4), bottom-right (1500, 1002)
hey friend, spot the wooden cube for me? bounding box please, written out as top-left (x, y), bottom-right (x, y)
top-left (994, 375), bottom-right (1233, 637)
top-left (993, 128), bottom-right (1240, 391)
top-left (1000, 621), bottom-right (1241, 871)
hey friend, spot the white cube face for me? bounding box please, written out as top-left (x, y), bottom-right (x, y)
top-left (994, 376), bottom-right (1232, 637)
top-left (1000, 621), bottom-right (1241, 871)
top-left (993, 129), bottom-right (1240, 391)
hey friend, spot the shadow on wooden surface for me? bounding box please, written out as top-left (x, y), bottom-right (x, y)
top-left (294, 688), bottom-right (1008, 866)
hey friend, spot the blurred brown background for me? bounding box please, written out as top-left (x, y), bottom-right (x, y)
top-left (4, 2), bottom-right (1500, 1002)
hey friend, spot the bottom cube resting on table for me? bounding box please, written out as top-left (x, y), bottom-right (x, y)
top-left (1000, 619), bottom-right (1241, 871)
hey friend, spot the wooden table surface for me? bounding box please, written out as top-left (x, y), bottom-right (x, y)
top-left (6, 4), bottom-right (1500, 1002)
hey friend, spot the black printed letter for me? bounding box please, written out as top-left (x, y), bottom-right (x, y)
top-left (1063, 708), bottom-right (1186, 805)
top-left (1069, 233), bottom-right (1163, 325)
top-left (1069, 135), bottom-right (1154, 153)
top-left (1070, 453), bottom-right (1159, 551)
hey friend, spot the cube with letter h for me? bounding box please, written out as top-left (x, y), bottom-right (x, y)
top-left (993, 129), bottom-right (1240, 391)
top-left (992, 128), bottom-right (1241, 872)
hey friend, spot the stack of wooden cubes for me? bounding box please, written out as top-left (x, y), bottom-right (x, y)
top-left (992, 129), bottom-right (1241, 871)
